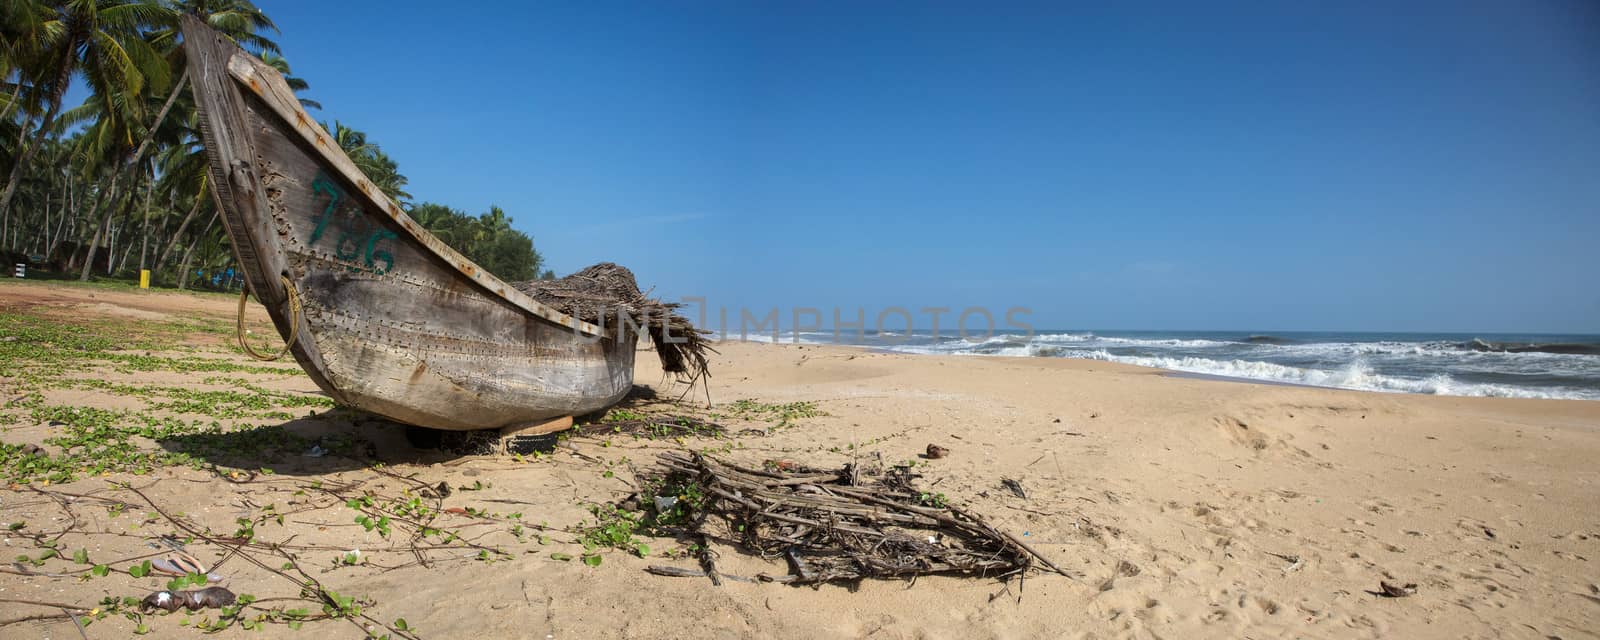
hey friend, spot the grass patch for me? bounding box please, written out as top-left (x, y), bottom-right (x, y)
top-left (0, 404), bottom-right (323, 484)
top-left (716, 399), bottom-right (824, 429)
top-left (583, 408), bottom-right (725, 440)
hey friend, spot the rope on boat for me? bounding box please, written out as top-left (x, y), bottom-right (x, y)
top-left (236, 274), bottom-right (302, 361)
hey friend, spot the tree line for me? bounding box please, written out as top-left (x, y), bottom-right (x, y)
top-left (1, 0), bottom-right (552, 289)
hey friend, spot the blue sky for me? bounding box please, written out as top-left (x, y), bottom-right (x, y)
top-left (258, 1), bottom-right (1599, 333)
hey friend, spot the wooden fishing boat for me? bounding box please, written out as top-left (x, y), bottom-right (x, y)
top-left (180, 16), bottom-right (635, 432)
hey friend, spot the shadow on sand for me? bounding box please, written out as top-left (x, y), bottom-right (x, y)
top-left (154, 384), bottom-right (666, 475)
top-left (155, 411), bottom-right (455, 476)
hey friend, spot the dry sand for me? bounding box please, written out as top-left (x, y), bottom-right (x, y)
top-left (1, 281), bottom-right (1598, 639)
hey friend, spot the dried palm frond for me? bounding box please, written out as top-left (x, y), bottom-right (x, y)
top-left (514, 263), bottom-right (713, 384)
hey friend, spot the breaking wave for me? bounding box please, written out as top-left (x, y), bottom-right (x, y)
top-left (706, 327), bottom-right (1599, 400)
top-left (1071, 351), bottom-right (1598, 400)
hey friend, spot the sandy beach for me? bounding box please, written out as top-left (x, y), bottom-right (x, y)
top-left (1, 281), bottom-right (1597, 639)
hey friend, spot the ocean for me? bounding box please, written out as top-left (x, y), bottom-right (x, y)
top-left (726, 329), bottom-right (1600, 401)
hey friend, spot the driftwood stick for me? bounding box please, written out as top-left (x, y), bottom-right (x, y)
top-left (0, 598), bottom-right (93, 612)
top-left (63, 609), bottom-right (89, 640)
top-left (762, 474), bottom-right (845, 487)
top-left (945, 504), bottom-right (1072, 577)
top-left (995, 527), bottom-right (1070, 577)
top-left (645, 565), bottom-right (755, 584)
top-left (0, 613), bottom-right (74, 628)
top-left (784, 548), bottom-right (814, 582)
top-left (705, 487), bottom-right (883, 537)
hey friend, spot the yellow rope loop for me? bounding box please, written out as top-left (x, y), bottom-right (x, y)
top-left (236, 274), bottom-right (302, 361)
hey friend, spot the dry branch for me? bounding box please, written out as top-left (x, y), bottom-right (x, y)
top-left (651, 452), bottom-right (1066, 585)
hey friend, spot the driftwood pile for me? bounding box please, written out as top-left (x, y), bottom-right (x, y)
top-left (514, 263), bottom-right (713, 384)
top-left (653, 452), bottom-right (1066, 585)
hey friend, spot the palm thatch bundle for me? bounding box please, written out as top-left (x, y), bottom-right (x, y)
top-left (513, 263), bottom-right (713, 383)
top-left (652, 452), bottom-right (1068, 585)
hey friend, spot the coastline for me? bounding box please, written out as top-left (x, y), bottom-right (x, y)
top-left (785, 331), bottom-right (1600, 402)
top-left (3, 282), bottom-right (1597, 638)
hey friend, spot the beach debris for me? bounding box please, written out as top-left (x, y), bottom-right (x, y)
top-left (421, 481), bottom-right (452, 499)
top-left (1377, 581), bottom-right (1418, 598)
top-left (148, 552), bottom-right (211, 578)
top-left (644, 565), bottom-right (755, 583)
top-left (650, 451), bottom-right (1068, 586)
top-left (1267, 551), bottom-right (1303, 573)
top-left (139, 587), bottom-right (237, 612)
top-left (924, 444), bottom-right (950, 459)
top-left (1001, 478), bottom-right (1028, 499)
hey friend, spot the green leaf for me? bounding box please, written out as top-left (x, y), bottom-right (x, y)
top-left (128, 560), bottom-right (151, 578)
top-left (549, 552), bottom-right (573, 562)
top-left (73, 548), bottom-right (89, 564)
top-left (394, 618), bottom-right (410, 631)
top-left (91, 564), bottom-right (110, 577)
top-left (581, 553), bottom-right (603, 567)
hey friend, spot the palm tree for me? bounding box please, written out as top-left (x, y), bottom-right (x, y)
top-left (72, 34), bottom-right (186, 279)
top-left (147, 0), bottom-right (276, 55)
top-left (407, 202), bottom-right (464, 245)
top-left (0, 0), bottom-right (172, 231)
top-left (0, 0), bottom-right (51, 123)
top-left (149, 123), bottom-right (208, 280)
top-left (75, 0), bottom-right (286, 280)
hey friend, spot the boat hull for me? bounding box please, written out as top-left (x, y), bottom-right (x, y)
top-left (183, 17), bottom-right (634, 430)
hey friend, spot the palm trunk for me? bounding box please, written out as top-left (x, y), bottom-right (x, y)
top-left (116, 234), bottom-right (136, 274)
top-left (108, 175), bottom-right (141, 274)
top-left (38, 212), bottom-right (47, 255)
top-left (176, 208), bottom-right (219, 289)
top-left (154, 191), bottom-right (204, 273)
top-left (138, 173), bottom-right (152, 272)
top-left (0, 114), bottom-right (27, 252)
top-left (47, 173), bottom-right (72, 259)
top-left (76, 73), bottom-right (189, 281)
top-left (39, 186), bottom-right (51, 256)
top-left (0, 87), bottom-right (22, 123)
top-left (77, 165), bottom-right (126, 280)
top-left (0, 52), bottom-right (73, 225)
